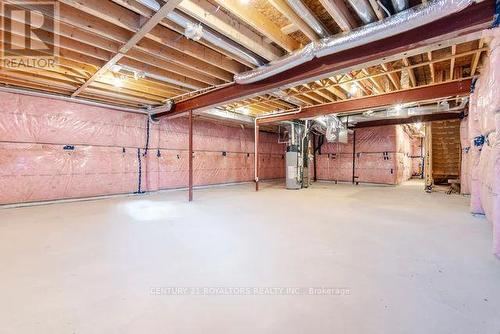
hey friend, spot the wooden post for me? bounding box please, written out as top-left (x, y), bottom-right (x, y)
top-left (255, 122), bottom-right (259, 191)
top-left (188, 110), bottom-right (193, 201)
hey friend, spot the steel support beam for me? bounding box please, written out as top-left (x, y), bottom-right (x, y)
top-left (353, 111), bottom-right (462, 128)
top-left (155, 0), bottom-right (493, 118)
top-left (257, 79), bottom-right (471, 124)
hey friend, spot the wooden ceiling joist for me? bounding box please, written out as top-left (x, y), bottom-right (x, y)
top-left (268, 0), bottom-right (320, 41)
top-left (257, 79), bottom-right (472, 124)
top-left (317, 0), bottom-right (358, 32)
top-left (70, 0), bottom-right (185, 97)
top-left (177, 0), bottom-right (282, 61)
top-left (211, 0), bottom-right (300, 52)
top-left (156, 0), bottom-right (492, 118)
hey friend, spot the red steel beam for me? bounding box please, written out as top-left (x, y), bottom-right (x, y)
top-left (353, 111), bottom-right (463, 128)
top-left (155, 0), bottom-right (493, 119)
top-left (257, 79), bottom-right (471, 124)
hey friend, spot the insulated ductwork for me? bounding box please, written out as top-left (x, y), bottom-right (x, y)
top-left (339, 98), bottom-right (468, 124)
top-left (271, 89), bottom-right (306, 107)
top-left (391, 0), bottom-right (409, 12)
top-left (234, 0), bottom-right (475, 84)
top-left (136, 0), bottom-right (264, 66)
top-left (200, 108), bottom-right (255, 124)
top-left (150, 100), bottom-right (173, 114)
top-left (347, 0), bottom-right (377, 24)
top-left (285, 0), bottom-right (330, 38)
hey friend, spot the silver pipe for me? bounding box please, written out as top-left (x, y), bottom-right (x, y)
top-left (0, 85), bottom-right (148, 114)
top-left (285, 0), bottom-right (329, 38)
top-left (167, 11), bottom-right (264, 66)
top-left (236, 42), bottom-right (317, 84)
top-left (199, 108), bottom-right (255, 124)
top-left (271, 89), bottom-right (306, 107)
top-left (391, 0), bottom-right (409, 12)
top-left (136, 0), bottom-right (264, 66)
top-left (144, 69), bottom-right (200, 90)
top-left (234, 0), bottom-right (475, 84)
top-left (347, 0), bottom-right (377, 24)
top-left (120, 64), bottom-right (200, 91)
top-left (150, 100), bottom-right (173, 114)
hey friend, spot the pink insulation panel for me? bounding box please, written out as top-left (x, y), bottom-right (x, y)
top-left (0, 91), bottom-right (285, 204)
top-left (460, 117), bottom-right (471, 195)
top-left (411, 137), bottom-right (424, 178)
top-left (465, 29), bottom-right (500, 257)
top-left (468, 87), bottom-right (484, 214)
top-left (476, 29), bottom-right (500, 136)
top-left (316, 125), bottom-right (415, 185)
top-left (478, 130), bottom-right (500, 257)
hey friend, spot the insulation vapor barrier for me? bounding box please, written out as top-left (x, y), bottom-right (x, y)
top-left (463, 27), bottom-right (500, 258)
top-left (0, 91), bottom-right (284, 205)
top-left (316, 125), bottom-right (416, 185)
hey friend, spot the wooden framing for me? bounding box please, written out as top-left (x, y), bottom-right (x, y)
top-left (257, 79), bottom-right (472, 124)
top-left (0, 0), bottom-right (493, 112)
top-left (158, 0), bottom-right (491, 117)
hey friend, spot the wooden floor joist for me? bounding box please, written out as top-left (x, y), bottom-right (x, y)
top-left (155, 0), bottom-right (494, 118)
top-left (257, 79), bottom-right (472, 124)
top-left (71, 0), bottom-right (184, 97)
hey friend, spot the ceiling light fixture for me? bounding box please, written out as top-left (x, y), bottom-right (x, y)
top-left (236, 106), bottom-right (250, 115)
top-left (350, 84), bottom-right (358, 96)
top-left (111, 65), bottom-right (122, 73)
top-left (112, 76), bottom-right (124, 88)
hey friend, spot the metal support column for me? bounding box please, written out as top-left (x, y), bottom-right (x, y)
top-left (352, 129), bottom-right (357, 185)
top-left (188, 110), bottom-right (193, 201)
top-left (255, 122), bottom-right (259, 191)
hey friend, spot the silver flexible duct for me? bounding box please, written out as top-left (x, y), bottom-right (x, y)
top-left (234, 0), bottom-right (475, 84)
top-left (391, 0), bottom-right (409, 12)
top-left (318, 0), bottom-right (353, 31)
top-left (271, 89), bottom-right (306, 107)
top-left (347, 0), bottom-right (377, 24)
top-left (285, 0), bottom-right (329, 38)
top-left (236, 42), bottom-right (318, 85)
top-left (136, 0), bottom-right (264, 66)
top-left (167, 12), bottom-right (264, 66)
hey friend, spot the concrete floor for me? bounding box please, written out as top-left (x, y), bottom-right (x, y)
top-left (1, 180), bottom-right (499, 334)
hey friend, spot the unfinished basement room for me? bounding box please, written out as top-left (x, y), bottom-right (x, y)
top-left (1, 0), bottom-right (500, 332)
